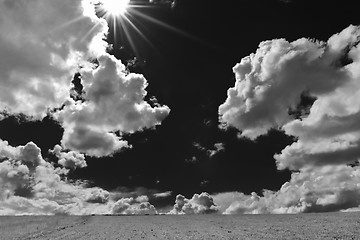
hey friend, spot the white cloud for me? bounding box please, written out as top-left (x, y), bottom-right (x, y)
top-left (215, 165), bottom-right (360, 214)
top-left (217, 25), bottom-right (360, 214)
top-left (50, 144), bottom-right (87, 169)
top-left (85, 188), bottom-right (110, 204)
top-left (193, 142), bottom-right (225, 158)
top-left (168, 192), bottom-right (218, 214)
top-left (212, 191), bottom-right (253, 213)
top-left (0, 0), bottom-right (107, 119)
top-left (0, 140), bottom-right (116, 215)
top-left (60, 123), bottom-right (129, 157)
top-left (219, 26), bottom-right (359, 139)
top-left (55, 54), bottom-right (170, 157)
top-left (207, 143), bottom-right (225, 157)
top-left (153, 191), bottom-right (172, 198)
top-left (135, 195), bottom-right (150, 203)
top-left (112, 197), bottom-right (158, 215)
top-left (0, 0), bottom-right (169, 157)
top-left (0, 139), bottom-right (164, 215)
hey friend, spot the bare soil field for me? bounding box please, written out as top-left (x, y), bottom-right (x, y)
top-left (1, 212), bottom-right (360, 240)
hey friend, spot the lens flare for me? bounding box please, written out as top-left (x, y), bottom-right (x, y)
top-left (101, 0), bottom-right (130, 16)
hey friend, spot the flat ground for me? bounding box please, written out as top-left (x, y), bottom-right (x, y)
top-left (1, 212), bottom-right (359, 240)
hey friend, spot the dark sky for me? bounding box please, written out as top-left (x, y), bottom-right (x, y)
top-left (0, 0), bottom-right (359, 213)
top-left (85, 0), bottom-right (359, 196)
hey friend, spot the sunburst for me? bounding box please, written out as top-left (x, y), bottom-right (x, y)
top-left (96, 0), bottom-right (203, 57)
top-left (100, 0), bottom-right (130, 17)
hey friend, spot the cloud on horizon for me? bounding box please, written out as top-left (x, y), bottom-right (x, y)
top-left (168, 192), bottom-right (218, 214)
top-left (0, 140), bottom-right (168, 215)
top-left (0, 139), bottom-right (113, 215)
top-left (112, 196), bottom-right (158, 215)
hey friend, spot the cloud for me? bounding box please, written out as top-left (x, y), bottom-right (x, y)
top-left (217, 25), bottom-right (360, 214)
top-left (55, 54), bottom-right (170, 157)
top-left (214, 165), bottom-right (360, 214)
top-left (50, 145), bottom-right (87, 169)
top-left (212, 191), bottom-right (253, 213)
top-left (185, 156), bottom-right (198, 163)
top-left (0, 139), bottom-right (116, 215)
top-left (85, 188), bottom-right (110, 204)
top-left (207, 143), bottom-right (225, 157)
top-left (0, 139), bottom-right (165, 215)
top-left (0, 0), bottom-right (170, 157)
top-left (112, 197), bottom-right (158, 215)
top-left (149, 0), bottom-right (177, 8)
top-left (0, 0), bottom-right (107, 119)
top-left (168, 192), bottom-right (218, 214)
top-left (193, 142), bottom-right (225, 158)
top-left (219, 26), bottom-right (360, 139)
top-left (153, 191), bottom-right (172, 198)
top-left (110, 187), bottom-right (172, 203)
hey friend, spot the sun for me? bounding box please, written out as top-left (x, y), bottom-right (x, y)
top-left (101, 0), bottom-right (130, 17)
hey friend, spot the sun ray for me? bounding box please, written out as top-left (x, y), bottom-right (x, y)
top-left (52, 16), bottom-right (87, 32)
top-left (118, 16), bottom-right (139, 57)
top-left (129, 8), bottom-right (202, 44)
top-left (80, 21), bottom-right (102, 43)
top-left (122, 15), bottom-right (158, 54)
top-left (95, 1), bottom-right (213, 61)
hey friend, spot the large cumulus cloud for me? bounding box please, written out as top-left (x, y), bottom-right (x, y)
top-left (218, 25), bottom-right (360, 213)
top-left (0, 0), bottom-right (169, 157)
top-left (55, 54), bottom-right (169, 157)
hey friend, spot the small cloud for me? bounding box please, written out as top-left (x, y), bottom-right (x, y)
top-left (135, 195), bottom-right (149, 203)
top-left (153, 191), bottom-right (172, 198)
top-left (50, 145), bottom-right (87, 169)
top-left (112, 197), bottom-right (157, 215)
top-left (149, 0), bottom-right (177, 8)
top-left (110, 186), bottom-right (171, 202)
top-left (200, 180), bottom-right (209, 187)
top-left (207, 143), bottom-right (225, 157)
top-left (185, 156), bottom-right (198, 163)
top-left (203, 119), bottom-right (213, 126)
top-left (85, 188), bottom-right (110, 204)
top-left (193, 142), bottom-right (206, 151)
top-left (168, 192), bottom-right (218, 214)
top-left (193, 142), bottom-right (225, 158)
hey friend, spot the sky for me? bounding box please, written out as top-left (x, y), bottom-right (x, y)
top-left (1, 0), bottom-right (360, 215)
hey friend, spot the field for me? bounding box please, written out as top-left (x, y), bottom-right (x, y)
top-left (0, 212), bottom-right (359, 240)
